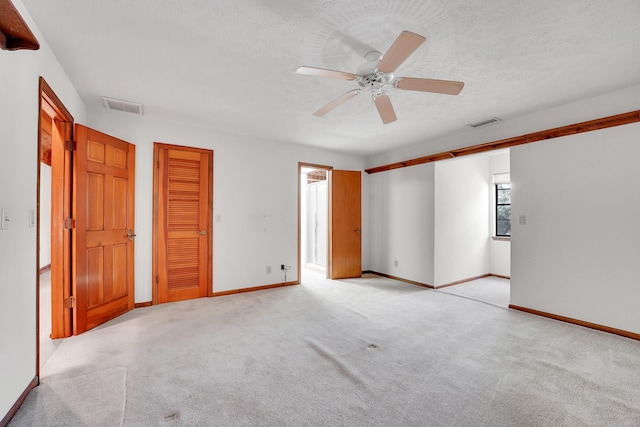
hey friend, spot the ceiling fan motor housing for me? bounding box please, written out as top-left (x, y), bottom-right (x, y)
top-left (357, 70), bottom-right (394, 89)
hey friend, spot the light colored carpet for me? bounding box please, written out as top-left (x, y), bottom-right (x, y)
top-left (9, 367), bottom-right (126, 426)
top-left (10, 274), bottom-right (640, 426)
top-left (39, 271), bottom-right (63, 370)
top-left (437, 276), bottom-right (510, 307)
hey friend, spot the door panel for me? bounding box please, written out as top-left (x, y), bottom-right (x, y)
top-left (330, 170), bottom-right (362, 279)
top-left (155, 144), bottom-right (212, 304)
top-left (74, 124), bottom-right (135, 334)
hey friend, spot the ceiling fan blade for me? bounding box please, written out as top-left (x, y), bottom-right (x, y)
top-left (296, 66), bottom-right (359, 81)
top-left (374, 94), bottom-right (397, 124)
top-left (377, 31), bottom-right (426, 73)
top-left (312, 90), bottom-right (360, 117)
top-left (395, 77), bottom-right (465, 95)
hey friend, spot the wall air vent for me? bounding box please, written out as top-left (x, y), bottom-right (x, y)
top-left (468, 117), bottom-right (500, 128)
top-left (101, 96), bottom-right (143, 115)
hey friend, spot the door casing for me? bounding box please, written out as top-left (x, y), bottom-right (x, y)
top-left (38, 78), bottom-right (74, 345)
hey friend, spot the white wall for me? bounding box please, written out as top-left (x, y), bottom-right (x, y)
top-left (368, 150), bottom-right (509, 287)
top-left (368, 163), bottom-right (435, 284)
top-left (0, 0), bottom-right (86, 419)
top-left (511, 122), bottom-right (640, 334)
top-left (39, 164), bottom-right (51, 268)
top-left (86, 109), bottom-right (368, 301)
top-left (434, 155), bottom-right (490, 286)
top-left (489, 151), bottom-right (511, 277)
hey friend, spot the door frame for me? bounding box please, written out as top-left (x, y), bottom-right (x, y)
top-left (297, 162), bottom-right (332, 283)
top-left (152, 142), bottom-right (214, 305)
top-left (37, 78), bottom-right (74, 376)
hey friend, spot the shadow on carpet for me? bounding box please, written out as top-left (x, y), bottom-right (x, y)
top-left (10, 367), bottom-right (126, 427)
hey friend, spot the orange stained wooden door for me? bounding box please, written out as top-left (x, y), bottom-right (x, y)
top-left (155, 144), bottom-right (212, 304)
top-left (74, 125), bottom-right (135, 334)
top-left (330, 170), bottom-right (362, 279)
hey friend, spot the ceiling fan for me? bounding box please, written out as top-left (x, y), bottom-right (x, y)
top-left (296, 31), bottom-right (464, 124)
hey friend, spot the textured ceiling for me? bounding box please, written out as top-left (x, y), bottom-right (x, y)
top-left (22, 0), bottom-right (640, 155)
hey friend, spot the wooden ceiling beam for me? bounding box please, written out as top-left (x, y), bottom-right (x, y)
top-left (0, 0), bottom-right (39, 51)
top-left (365, 110), bottom-right (640, 174)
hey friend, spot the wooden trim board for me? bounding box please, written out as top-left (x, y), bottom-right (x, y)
top-left (365, 271), bottom-right (434, 289)
top-left (1, 376), bottom-right (38, 427)
top-left (509, 304), bottom-right (640, 341)
top-left (366, 271), bottom-right (509, 289)
top-left (365, 110), bottom-right (640, 174)
top-left (210, 281), bottom-right (299, 297)
top-left (134, 302), bottom-right (152, 308)
top-left (434, 274), bottom-right (491, 289)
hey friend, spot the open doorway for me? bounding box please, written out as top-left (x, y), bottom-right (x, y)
top-left (298, 163), bottom-right (362, 283)
top-left (300, 164), bottom-right (330, 282)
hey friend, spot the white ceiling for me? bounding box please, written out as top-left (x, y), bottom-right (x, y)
top-left (22, 0), bottom-right (640, 156)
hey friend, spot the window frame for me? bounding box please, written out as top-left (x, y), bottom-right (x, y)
top-left (495, 182), bottom-right (511, 238)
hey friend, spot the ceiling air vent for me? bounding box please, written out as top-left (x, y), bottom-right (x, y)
top-left (101, 96), bottom-right (143, 115)
top-left (468, 117), bottom-right (500, 128)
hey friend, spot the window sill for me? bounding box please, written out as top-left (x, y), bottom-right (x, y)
top-left (492, 236), bottom-right (511, 241)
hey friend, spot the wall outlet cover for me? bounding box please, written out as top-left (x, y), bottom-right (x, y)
top-left (0, 208), bottom-right (8, 230)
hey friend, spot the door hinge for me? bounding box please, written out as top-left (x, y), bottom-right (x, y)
top-left (64, 296), bottom-right (76, 308)
top-left (64, 140), bottom-right (76, 151)
top-left (155, 275), bottom-right (159, 284)
top-left (64, 218), bottom-right (76, 229)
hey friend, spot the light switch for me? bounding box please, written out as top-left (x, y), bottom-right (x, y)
top-left (215, 214), bottom-right (221, 223)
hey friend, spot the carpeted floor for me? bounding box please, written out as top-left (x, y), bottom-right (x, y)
top-left (11, 274), bottom-right (640, 426)
top-left (39, 271), bottom-right (63, 371)
top-left (437, 275), bottom-right (510, 307)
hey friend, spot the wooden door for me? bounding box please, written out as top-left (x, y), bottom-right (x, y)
top-left (74, 125), bottom-right (135, 334)
top-left (330, 170), bottom-right (362, 279)
top-left (154, 144), bottom-right (212, 304)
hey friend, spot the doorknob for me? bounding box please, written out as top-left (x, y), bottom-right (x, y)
top-left (128, 229), bottom-right (136, 241)
top-left (355, 229), bottom-right (361, 233)
top-left (199, 230), bottom-right (207, 235)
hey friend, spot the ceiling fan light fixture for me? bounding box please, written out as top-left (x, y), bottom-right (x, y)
top-left (296, 30), bottom-right (464, 124)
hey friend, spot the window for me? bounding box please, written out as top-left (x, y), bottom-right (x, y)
top-left (493, 173), bottom-right (511, 237)
top-left (495, 182), bottom-right (511, 237)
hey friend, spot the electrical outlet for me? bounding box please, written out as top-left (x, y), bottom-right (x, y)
top-left (266, 266), bottom-right (272, 274)
top-left (519, 215), bottom-right (526, 225)
top-left (394, 260), bottom-right (398, 267)
top-left (0, 208), bottom-right (9, 230)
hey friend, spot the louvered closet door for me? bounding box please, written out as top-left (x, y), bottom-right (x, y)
top-left (156, 145), bottom-right (212, 303)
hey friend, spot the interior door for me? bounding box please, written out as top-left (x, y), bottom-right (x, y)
top-left (330, 170), bottom-right (362, 279)
top-left (73, 125), bottom-right (135, 334)
top-left (155, 144), bottom-right (212, 304)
